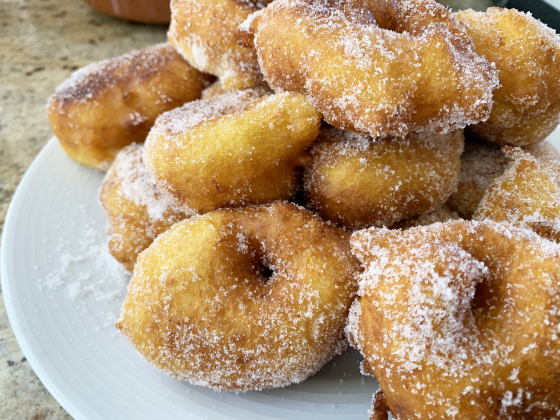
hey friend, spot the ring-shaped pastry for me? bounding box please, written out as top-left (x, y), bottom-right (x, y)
top-left (144, 90), bottom-right (321, 213)
top-left (100, 143), bottom-right (191, 271)
top-left (304, 126), bottom-right (463, 230)
top-left (48, 44), bottom-right (213, 170)
top-left (457, 8), bottom-right (560, 146)
top-left (475, 147), bottom-right (560, 243)
top-left (247, 0), bottom-right (498, 137)
top-left (347, 220), bottom-right (560, 419)
top-left (117, 201), bottom-right (359, 391)
top-left (169, 0), bottom-right (271, 90)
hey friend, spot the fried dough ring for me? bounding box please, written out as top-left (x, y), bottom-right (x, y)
top-left (247, 0), bottom-right (498, 137)
top-left (47, 44), bottom-right (213, 170)
top-left (447, 137), bottom-right (560, 219)
top-left (168, 0), bottom-right (270, 90)
top-left (475, 147), bottom-right (560, 243)
top-left (303, 126), bottom-right (463, 230)
top-left (347, 220), bottom-right (560, 419)
top-left (116, 201), bottom-right (359, 391)
top-left (100, 143), bottom-right (192, 272)
top-left (144, 90), bottom-right (321, 213)
top-left (457, 8), bottom-right (560, 146)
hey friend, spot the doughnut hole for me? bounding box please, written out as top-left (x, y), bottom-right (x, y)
top-left (252, 248), bottom-right (274, 282)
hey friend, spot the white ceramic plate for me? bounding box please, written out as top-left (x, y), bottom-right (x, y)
top-left (3, 130), bottom-right (560, 420)
top-left (1, 138), bottom-right (383, 420)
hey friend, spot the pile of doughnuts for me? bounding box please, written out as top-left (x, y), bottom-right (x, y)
top-left (47, 0), bottom-right (560, 417)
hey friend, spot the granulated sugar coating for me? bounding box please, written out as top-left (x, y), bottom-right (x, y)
top-left (116, 201), bottom-right (359, 391)
top-left (303, 126), bottom-right (463, 230)
top-left (347, 220), bottom-right (560, 419)
top-left (448, 138), bottom-right (560, 220)
top-left (47, 43), bottom-right (213, 170)
top-left (475, 147), bottom-right (560, 244)
top-left (248, 0), bottom-right (499, 138)
top-left (39, 204), bottom-right (131, 331)
top-left (144, 90), bottom-right (321, 213)
top-left (100, 143), bottom-right (193, 272)
top-left (168, 0), bottom-right (271, 90)
top-left (457, 8), bottom-right (560, 147)
top-left (145, 87), bottom-right (268, 137)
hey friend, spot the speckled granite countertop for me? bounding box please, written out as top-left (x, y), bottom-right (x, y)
top-left (0, 1), bottom-right (167, 418)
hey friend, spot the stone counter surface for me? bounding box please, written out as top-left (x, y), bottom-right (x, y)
top-left (0, 1), bottom-right (167, 418)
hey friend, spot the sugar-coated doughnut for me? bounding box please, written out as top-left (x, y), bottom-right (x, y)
top-left (247, 0), bottom-right (498, 137)
top-left (347, 220), bottom-right (560, 419)
top-left (168, 0), bottom-right (270, 90)
top-left (100, 143), bottom-right (192, 272)
top-left (116, 201), bottom-right (359, 391)
top-left (475, 147), bottom-right (560, 243)
top-left (303, 126), bottom-right (463, 230)
top-left (48, 44), bottom-right (213, 170)
top-left (144, 90), bottom-right (321, 213)
top-left (457, 8), bottom-right (560, 146)
top-left (448, 137), bottom-right (560, 219)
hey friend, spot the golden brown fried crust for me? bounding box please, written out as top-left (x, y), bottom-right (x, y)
top-left (448, 137), bottom-right (560, 220)
top-left (48, 44), bottom-right (213, 170)
top-left (347, 220), bottom-right (560, 420)
top-left (100, 144), bottom-right (189, 271)
top-left (116, 201), bottom-right (359, 391)
top-left (369, 390), bottom-right (390, 420)
top-left (168, 0), bottom-right (267, 90)
top-left (144, 90), bottom-right (321, 213)
top-left (474, 147), bottom-right (560, 243)
top-left (248, 0), bottom-right (498, 137)
top-left (303, 126), bottom-right (463, 230)
top-left (457, 8), bottom-right (560, 146)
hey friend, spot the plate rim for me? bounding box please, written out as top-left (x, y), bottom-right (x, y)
top-left (1, 138), bottom-right (86, 420)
